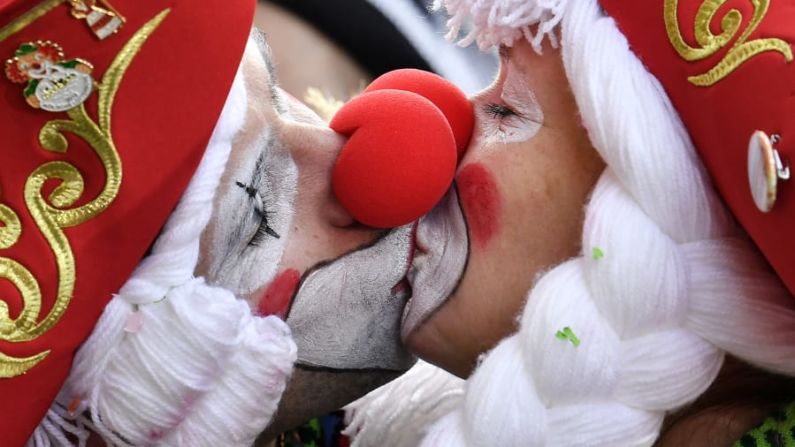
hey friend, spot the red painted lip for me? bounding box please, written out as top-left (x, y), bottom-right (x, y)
top-left (257, 268), bottom-right (302, 319)
top-left (456, 162), bottom-right (502, 250)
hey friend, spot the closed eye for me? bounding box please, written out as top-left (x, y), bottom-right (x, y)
top-left (235, 181), bottom-right (281, 246)
top-left (484, 103), bottom-right (517, 119)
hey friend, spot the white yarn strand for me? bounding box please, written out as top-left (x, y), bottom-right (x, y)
top-left (433, 0), bottom-right (567, 51)
top-left (343, 360), bottom-right (466, 447)
top-left (32, 49), bottom-right (297, 446)
top-left (26, 403), bottom-right (91, 447)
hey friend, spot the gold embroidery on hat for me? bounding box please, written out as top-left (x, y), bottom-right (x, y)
top-left (664, 0), bottom-right (793, 86)
top-left (0, 9), bottom-right (171, 378)
top-left (0, 203), bottom-right (21, 250)
top-left (0, 0), bottom-right (64, 43)
top-left (0, 352), bottom-right (50, 378)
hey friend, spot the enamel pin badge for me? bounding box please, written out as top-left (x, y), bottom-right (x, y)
top-left (68, 0), bottom-right (126, 40)
top-left (4, 40), bottom-right (94, 112)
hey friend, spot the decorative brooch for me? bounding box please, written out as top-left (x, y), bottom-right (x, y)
top-left (68, 0), bottom-right (125, 40)
top-left (4, 40), bottom-right (94, 112)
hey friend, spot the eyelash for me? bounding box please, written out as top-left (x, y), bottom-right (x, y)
top-left (236, 181), bottom-right (281, 246)
top-left (484, 102), bottom-right (517, 119)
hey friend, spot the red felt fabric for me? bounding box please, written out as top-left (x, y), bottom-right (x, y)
top-left (331, 88), bottom-right (457, 228)
top-left (600, 0), bottom-right (795, 296)
top-left (0, 1), bottom-right (254, 444)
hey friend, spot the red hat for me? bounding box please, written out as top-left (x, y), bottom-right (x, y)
top-left (600, 0), bottom-right (795, 295)
top-left (0, 0), bottom-right (263, 444)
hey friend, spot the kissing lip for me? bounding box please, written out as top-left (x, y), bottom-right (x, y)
top-left (282, 225), bottom-right (416, 371)
top-left (276, 189), bottom-right (466, 371)
top-left (401, 186), bottom-right (470, 341)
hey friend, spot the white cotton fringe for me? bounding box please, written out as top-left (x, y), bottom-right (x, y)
top-left (28, 58), bottom-right (297, 447)
top-left (433, 0), bottom-right (567, 52)
top-left (26, 402), bottom-right (92, 447)
top-left (347, 0), bottom-right (795, 446)
top-left (363, 0), bottom-right (496, 94)
top-left (343, 361), bottom-right (465, 447)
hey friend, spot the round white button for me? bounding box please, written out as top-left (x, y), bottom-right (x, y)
top-left (747, 131), bottom-right (779, 213)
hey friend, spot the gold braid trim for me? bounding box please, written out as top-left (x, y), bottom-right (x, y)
top-left (0, 0), bottom-right (65, 44)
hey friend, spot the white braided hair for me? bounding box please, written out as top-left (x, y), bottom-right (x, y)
top-left (348, 0), bottom-right (795, 445)
top-left (28, 41), bottom-right (297, 447)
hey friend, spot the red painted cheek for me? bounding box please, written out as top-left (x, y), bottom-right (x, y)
top-left (456, 163), bottom-right (502, 250)
top-left (257, 269), bottom-right (301, 318)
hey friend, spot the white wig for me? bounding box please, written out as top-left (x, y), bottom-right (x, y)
top-left (346, 0), bottom-right (795, 445)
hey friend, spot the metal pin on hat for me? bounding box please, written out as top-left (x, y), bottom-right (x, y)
top-left (748, 131), bottom-right (790, 213)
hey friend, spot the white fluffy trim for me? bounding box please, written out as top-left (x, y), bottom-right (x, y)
top-left (28, 54), bottom-right (297, 446)
top-left (433, 0), bottom-right (567, 51)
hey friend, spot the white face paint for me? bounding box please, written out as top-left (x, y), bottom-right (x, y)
top-left (199, 39), bottom-right (298, 302)
top-left (472, 57), bottom-right (544, 147)
top-left (402, 188), bottom-right (469, 339)
top-left (198, 32), bottom-right (419, 372)
top-left (286, 225), bottom-right (415, 371)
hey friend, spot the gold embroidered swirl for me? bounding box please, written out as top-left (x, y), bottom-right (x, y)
top-left (0, 0), bottom-right (65, 44)
top-left (0, 9), bottom-right (170, 378)
top-left (664, 0), bottom-right (793, 86)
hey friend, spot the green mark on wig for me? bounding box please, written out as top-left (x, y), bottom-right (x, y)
top-left (555, 327), bottom-right (581, 347)
top-left (592, 247), bottom-right (604, 260)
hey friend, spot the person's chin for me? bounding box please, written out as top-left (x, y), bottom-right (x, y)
top-left (403, 308), bottom-right (476, 378)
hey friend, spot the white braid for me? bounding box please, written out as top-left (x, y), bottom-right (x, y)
top-left (30, 50), bottom-right (297, 446)
top-left (394, 0), bottom-right (795, 445)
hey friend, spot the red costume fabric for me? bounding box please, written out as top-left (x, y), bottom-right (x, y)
top-left (0, 1), bottom-right (254, 443)
top-left (601, 0), bottom-right (795, 295)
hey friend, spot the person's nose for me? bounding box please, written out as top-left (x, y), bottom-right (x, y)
top-left (279, 120), bottom-right (356, 228)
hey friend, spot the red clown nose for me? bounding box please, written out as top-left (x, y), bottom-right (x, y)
top-left (330, 69), bottom-right (474, 228)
